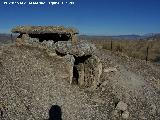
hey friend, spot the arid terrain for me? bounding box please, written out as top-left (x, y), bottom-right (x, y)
top-left (80, 34), bottom-right (160, 63)
top-left (0, 32), bottom-right (160, 120)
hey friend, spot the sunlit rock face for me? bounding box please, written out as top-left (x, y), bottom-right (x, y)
top-left (12, 25), bottom-right (101, 88)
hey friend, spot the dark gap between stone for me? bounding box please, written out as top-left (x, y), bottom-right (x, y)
top-left (74, 55), bottom-right (92, 65)
top-left (29, 33), bottom-right (70, 43)
top-left (72, 66), bottom-right (79, 84)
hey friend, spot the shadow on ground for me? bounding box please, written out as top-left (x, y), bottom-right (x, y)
top-left (49, 105), bottom-right (62, 120)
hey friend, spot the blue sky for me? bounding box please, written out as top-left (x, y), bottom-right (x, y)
top-left (0, 0), bottom-right (160, 35)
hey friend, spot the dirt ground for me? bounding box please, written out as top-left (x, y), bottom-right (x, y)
top-left (0, 43), bottom-right (160, 120)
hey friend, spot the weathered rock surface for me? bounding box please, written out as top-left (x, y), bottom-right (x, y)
top-left (64, 54), bottom-right (75, 84)
top-left (12, 26), bottom-right (79, 47)
top-left (116, 101), bottom-right (128, 111)
top-left (82, 55), bottom-right (102, 88)
top-left (76, 63), bottom-right (85, 86)
top-left (55, 41), bottom-right (96, 57)
top-left (12, 26), bottom-right (78, 34)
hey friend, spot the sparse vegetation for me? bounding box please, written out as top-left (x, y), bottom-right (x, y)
top-left (89, 38), bottom-right (160, 63)
top-left (1, 29), bottom-right (160, 119)
top-left (1, 33), bottom-right (160, 63)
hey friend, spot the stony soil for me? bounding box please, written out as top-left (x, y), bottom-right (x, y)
top-left (0, 43), bottom-right (160, 120)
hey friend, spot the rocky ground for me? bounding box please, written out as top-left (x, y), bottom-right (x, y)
top-left (0, 42), bottom-right (160, 120)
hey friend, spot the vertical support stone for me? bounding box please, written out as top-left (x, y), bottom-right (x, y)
top-left (64, 54), bottom-right (75, 84)
top-left (93, 61), bottom-right (102, 88)
top-left (83, 57), bottom-right (94, 87)
top-left (77, 63), bottom-right (85, 86)
top-left (21, 34), bottom-right (30, 42)
top-left (83, 55), bottom-right (102, 88)
top-left (68, 64), bottom-right (74, 84)
top-left (16, 34), bottom-right (30, 46)
top-left (71, 34), bottom-right (78, 45)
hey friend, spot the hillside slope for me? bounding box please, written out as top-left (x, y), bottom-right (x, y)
top-left (0, 43), bottom-right (160, 120)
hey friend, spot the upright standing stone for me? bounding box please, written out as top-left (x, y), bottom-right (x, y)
top-left (64, 54), bottom-right (75, 84)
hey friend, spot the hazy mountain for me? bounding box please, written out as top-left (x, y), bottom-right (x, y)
top-left (1, 33), bottom-right (160, 42)
top-left (79, 35), bottom-right (141, 40)
top-left (79, 33), bottom-right (160, 40)
top-left (0, 33), bottom-right (17, 44)
top-left (110, 35), bottom-right (142, 40)
top-left (78, 35), bottom-right (111, 40)
top-left (0, 33), bottom-right (11, 40)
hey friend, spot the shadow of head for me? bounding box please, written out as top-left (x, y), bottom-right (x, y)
top-left (49, 105), bottom-right (62, 120)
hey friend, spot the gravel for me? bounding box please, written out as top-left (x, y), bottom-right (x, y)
top-left (0, 43), bottom-right (160, 120)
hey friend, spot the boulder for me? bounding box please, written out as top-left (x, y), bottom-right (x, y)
top-left (55, 41), bottom-right (96, 57)
top-left (83, 55), bottom-right (102, 88)
top-left (64, 54), bottom-right (75, 84)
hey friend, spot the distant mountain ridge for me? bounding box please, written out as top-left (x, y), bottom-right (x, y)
top-left (0, 33), bottom-right (12, 40)
top-left (0, 33), bottom-right (160, 41)
top-left (110, 35), bottom-right (141, 40)
top-left (0, 33), bottom-right (17, 44)
top-left (79, 33), bottom-right (160, 40)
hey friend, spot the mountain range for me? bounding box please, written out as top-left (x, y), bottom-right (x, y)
top-left (79, 33), bottom-right (160, 40)
top-left (0, 33), bottom-right (160, 41)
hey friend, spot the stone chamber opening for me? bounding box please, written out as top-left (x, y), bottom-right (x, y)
top-left (74, 55), bottom-right (92, 65)
top-left (29, 33), bottom-right (71, 43)
top-left (72, 55), bottom-right (92, 85)
top-left (55, 50), bottom-right (66, 57)
top-left (72, 66), bottom-right (79, 84)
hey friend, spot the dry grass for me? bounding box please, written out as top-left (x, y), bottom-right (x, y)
top-left (1, 34), bottom-right (160, 62)
top-left (91, 39), bottom-right (160, 62)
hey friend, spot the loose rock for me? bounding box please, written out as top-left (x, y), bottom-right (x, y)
top-left (104, 67), bottom-right (117, 73)
top-left (116, 101), bottom-right (128, 111)
top-left (122, 111), bottom-right (129, 119)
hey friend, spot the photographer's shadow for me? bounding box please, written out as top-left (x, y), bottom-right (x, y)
top-left (49, 105), bottom-right (62, 120)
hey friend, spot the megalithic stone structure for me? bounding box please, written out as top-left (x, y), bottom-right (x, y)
top-left (11, 25), bottom-right (102, 89)
top-left (11, 26), bottom-right (79, 44)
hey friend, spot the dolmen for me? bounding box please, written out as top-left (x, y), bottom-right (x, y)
top-left (12, 26), bottom-right (102, 89)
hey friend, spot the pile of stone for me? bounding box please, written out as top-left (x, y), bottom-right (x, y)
top-left (54, 40), bottom-right (102, 88)
top-left (12, 26), bottom-right (102, 88)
